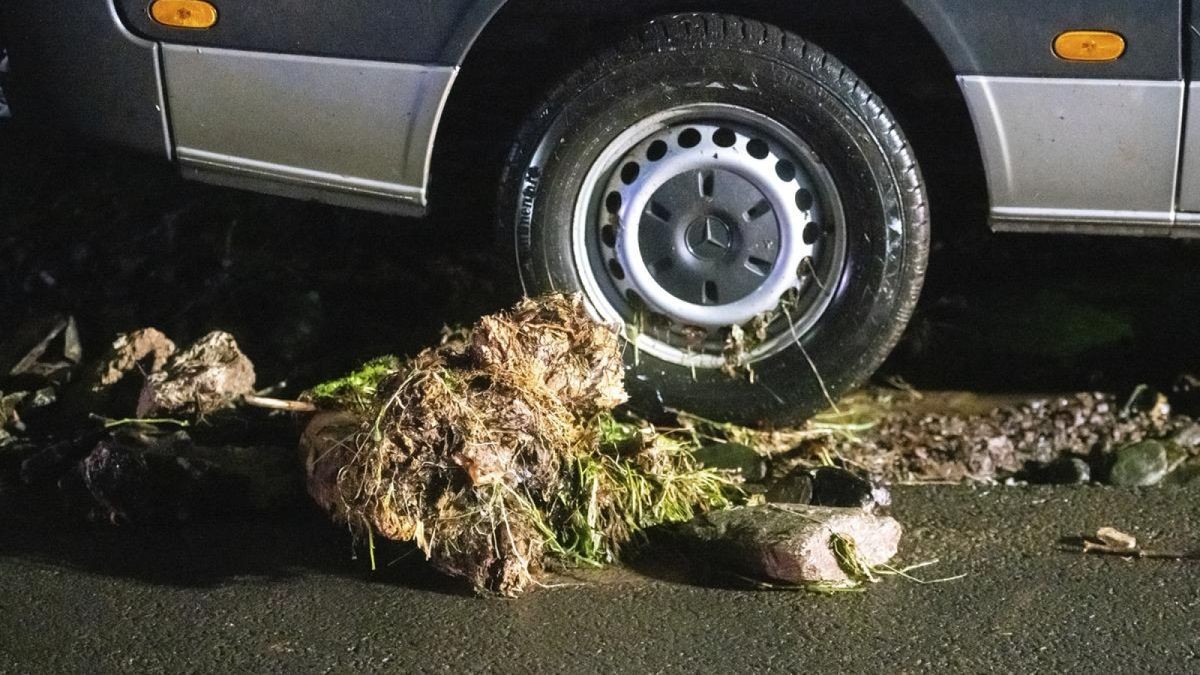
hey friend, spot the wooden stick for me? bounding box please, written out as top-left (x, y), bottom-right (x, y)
top-left (241, 394), bottom-right (318, 413)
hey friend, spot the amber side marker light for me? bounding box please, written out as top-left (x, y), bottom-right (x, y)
top-left (1054, 30), bottom-right (1126, 62)
top-left (150, 0), bottom-right (218, 29)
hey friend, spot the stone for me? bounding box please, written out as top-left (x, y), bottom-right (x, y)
top-left (1025, 456), bottom-right (1092, 485)
top-left (87, 328), bottom-right (177, 393)
top-left (62, 437), bottom-right (304, 524)
top-left (765, 467), bottom-right (890, 511)
top-left (1109, 440), bottom-right (1169, 487)
top-left (137, 331), bottom-right (256, 417)
top-left (0, 392), bottom-right (27, 433)
top-left (1165, 463), bottom-right (1200, 486)
top-left (765, 472), bottom-right (813, 505)
top-left (692, 442), bottom-right (767, 483)
top-left (1170, 423), bottom-right (1200, 452)
top-left (810, 467), bottom-right (889, 510)
top-left (20, 386), bottom-right (57, 412)
top-left (1, 314), bottom-right (81, 386)
top-left (676, 504), bottom-right (903, 585)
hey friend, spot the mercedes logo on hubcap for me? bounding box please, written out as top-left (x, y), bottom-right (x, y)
top-left (685, 215), bottom-right (735, 260)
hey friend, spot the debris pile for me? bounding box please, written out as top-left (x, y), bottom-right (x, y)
top-left (793, 390), bottom-right (1200, 485)
top-left (302, 294), bottom-right (741, 596)
top-left (1, 319), bottom-right (303, 524)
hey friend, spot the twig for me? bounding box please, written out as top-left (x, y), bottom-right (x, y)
top-left (1063, 542), bottom-right (1200, 561)
top-left (241, 394), bottom-right (318, 412)
top-left (90, 414), bottom-right (190, 430)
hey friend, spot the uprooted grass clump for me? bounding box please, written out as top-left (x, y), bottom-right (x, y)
top-left (303, 294), bottom-right (740, 597)
top-left (305, 355), bottom-right (400, 415)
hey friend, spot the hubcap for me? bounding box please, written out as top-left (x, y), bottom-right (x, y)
top-left (572, 104), bottom-right (847, 369)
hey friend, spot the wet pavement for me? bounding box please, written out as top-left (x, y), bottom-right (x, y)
top-left (1, 485), bottom-right (1197, 673)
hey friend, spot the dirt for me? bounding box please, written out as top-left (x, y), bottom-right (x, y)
top-left (781, 389), bottom-right (1199, 485)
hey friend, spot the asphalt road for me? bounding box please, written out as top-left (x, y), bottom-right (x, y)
top-left (1, 485), bottom-right (1198, 673)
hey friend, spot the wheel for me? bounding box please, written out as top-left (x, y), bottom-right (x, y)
top-left (499, 13), bottom-right (929, 426)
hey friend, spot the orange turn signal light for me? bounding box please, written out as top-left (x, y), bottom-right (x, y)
top-left (150, 0), bottom-right (218, 29)
top-left (1053, 30), bottom-right (1126, 62)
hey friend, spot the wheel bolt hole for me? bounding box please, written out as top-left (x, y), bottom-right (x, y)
top-left (605, 191), bottom-right (622, 214)
top-left (608, 259), bottom-right (626, 280)
top-left (803, 222), bottom-right (820, 245)
top-left (620, 162), bottom-right (641, 185)
top-left (678, 128), bottom-right (702, 148)
top-left (646, 140), bottom-right (668, 161)
top-left (601, 225), bottom-right (617, 248)
top-left (795, 188), bottom-right (814, 212)
top-left (747, 138), bottom-right (770, 160)
top-left (713, 127), bottom-right (737, 148)
top-left (796, 256), bottom-right (813, 278)
top-left (775, 159), bottom-right (797, 182)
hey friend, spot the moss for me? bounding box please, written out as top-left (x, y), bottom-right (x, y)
top-left (307, 355), bottom-right (400, 414)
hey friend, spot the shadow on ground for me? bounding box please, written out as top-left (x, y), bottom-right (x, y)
top-left (0, 499), bottom-right (473, 595)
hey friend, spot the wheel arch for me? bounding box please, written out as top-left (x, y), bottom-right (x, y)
top-left (431, 0), bottom-right (989, 234)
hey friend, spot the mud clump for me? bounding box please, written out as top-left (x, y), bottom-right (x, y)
top-left (305, 294), bottom-right (737, 597)
top-left (137, 332), bottom-right (256, 418)
top-left (88, 328), bottom-right (177, 393)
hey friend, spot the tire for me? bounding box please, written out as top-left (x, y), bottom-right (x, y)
top-left (499, 13), bottom-right (929, 426)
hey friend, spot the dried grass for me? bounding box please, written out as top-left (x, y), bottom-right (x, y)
top-left (305, 294), bottom-right (740, 596)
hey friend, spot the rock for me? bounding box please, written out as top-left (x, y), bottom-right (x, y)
top-left (0, 391), bottom-right (27, 434)
top-left (1165, 463), bottom-right (1200, 486)
top-left (70, 328), bottom-right (178, 417)
top-left (810, 467), bottom-right (889, 510)
top-left (0, 314), bottom-right (82, 387)
top-left (1170, 424), bottom-right (1200, 452)
top-left (20, 386), bottom-right (56, 412)
top-left (63, 436), bottom-right (304, 524)
top-left (676, 504), bottom-right (902, 585)
top-left (1024, 456), bottom-right (1092, 485)
top-left (765, 472), bottom-right (813, 505)
top-left (68, 439), bottom-right (205, 524)
top-left (137, 331), bottom-right (256, 417)
top-left (1109, 440), bottom-right (1169, 487)
top-left (87, 328), bottom-right (176, 393)
top-left (20, 430), bottom-right (105, 486)
top-left (765, 467), bottom-right (891, 511)
top-left (693, 442), bottom-right (767, 482)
